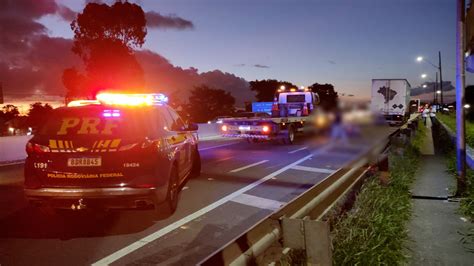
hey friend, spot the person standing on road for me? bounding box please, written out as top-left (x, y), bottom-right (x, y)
top-left (429, 105), bottom-right (436, 123)
top-left (331, 108), bottom-right (348, 143)
top-left (422, 104), bottom-right (429, 126)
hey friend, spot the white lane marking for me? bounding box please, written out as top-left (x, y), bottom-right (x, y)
top-left (92, 145), bottom-right (331, 265)
top-left (288, 146), bottom-right (308, 154)
top-left (0, 161), bottom-right (25, 167)
top-left (199, 142), bottom-right (238, 151)
top-left (229, 160), bottom-right (269, 173)
top-left (290, 165), bottom-right (336, 174)
top-left (230, 193), bottom-right (285, 211)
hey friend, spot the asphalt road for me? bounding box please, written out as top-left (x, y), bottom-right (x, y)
top-left (0, 125), bottom-right (396, 265)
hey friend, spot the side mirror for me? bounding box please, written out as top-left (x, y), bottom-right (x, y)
top-left (187, 123), bottom-right (198, 131)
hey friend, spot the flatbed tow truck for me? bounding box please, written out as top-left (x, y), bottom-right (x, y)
top-left (220, 88), bottom-right (323, 144)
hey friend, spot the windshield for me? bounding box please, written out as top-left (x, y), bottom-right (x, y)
top-left (286, 94), bottom-right (306, 103)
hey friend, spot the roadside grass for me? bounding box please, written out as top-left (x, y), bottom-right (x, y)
top-left (437, 113), bottom-right (474, 148)
top-left (436, 113), bottom-right (474, 220)
top-left (446, 154), bottom-right (474, 220)
top-left (331, 120), bottom-right (424, 265)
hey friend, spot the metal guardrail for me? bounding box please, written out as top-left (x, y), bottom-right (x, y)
top-left (198, 120), bottom-right (417, 265)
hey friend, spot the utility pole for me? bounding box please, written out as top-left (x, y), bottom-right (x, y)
top-left (456, 0), bottom-right (467, 196)
top-left (439, 51), bottom-right (444, 106)
top-left (435, 72), bottom-right (438, 104)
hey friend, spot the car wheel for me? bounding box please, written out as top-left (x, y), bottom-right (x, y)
top-left (190, 148), bottom-right (201, 178)
top-left (283, 126), bottom-right (295, 144)
top-left (165, 166), bottom-right (180, 214)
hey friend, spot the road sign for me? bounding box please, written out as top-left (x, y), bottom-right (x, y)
top-left (251, 102), bottom-right (273, 114)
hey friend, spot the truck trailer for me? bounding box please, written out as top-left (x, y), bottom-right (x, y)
top-left (371, 79), bottom-right (411, 125)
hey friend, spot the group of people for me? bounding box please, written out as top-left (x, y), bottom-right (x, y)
top-left (421, 104), bottom-right (436, 126)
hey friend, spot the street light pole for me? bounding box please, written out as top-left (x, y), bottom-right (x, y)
top-left (456, 0), bottom-right (467, 196)
top-left (435, 72), bottom-right (438, 104)
top-left (439, 51), bottom-right (444, 105)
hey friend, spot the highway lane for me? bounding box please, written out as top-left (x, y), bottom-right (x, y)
top-left (0, 125), bottom-right (396, 265)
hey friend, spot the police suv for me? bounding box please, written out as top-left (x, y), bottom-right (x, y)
top-left (24, 93), bottom-right (200, 214)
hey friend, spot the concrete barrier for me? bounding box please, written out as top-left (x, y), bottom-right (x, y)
top-left (0, 135), bottom-right (32, 164)
top-left (0, 123), bottom-right (221, 164)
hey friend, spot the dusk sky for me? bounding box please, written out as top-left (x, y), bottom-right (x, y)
top-left (3, 0), bottom-right (470, 101)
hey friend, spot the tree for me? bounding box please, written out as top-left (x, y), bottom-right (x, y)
top-left (26, 102), bottom-right (53, 128)
top-left (0, 105), bottom-right (19, 135)
top-left (64, 1), bottom-right (147, 98)
top-left (186, 85), bottom-right (235, 123)
top-left (308, 83), bottom-right (338, 111)
top-left (250, 79), bottom-right (298, 102)
top-left (62, 68), bottom-right (87, 99)
top-left (71, 2), bottom-right (146, 60)
top-left (1, 105), bottom-right (20, 122)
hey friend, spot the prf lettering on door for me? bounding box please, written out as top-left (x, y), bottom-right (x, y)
top-left (57, 117), bottom-right (120, 135)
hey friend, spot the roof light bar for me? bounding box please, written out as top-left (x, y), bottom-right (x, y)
top-left (67, 100), bottom-right (101, 107)
top-left (95, 93), bottom-right (168, 106)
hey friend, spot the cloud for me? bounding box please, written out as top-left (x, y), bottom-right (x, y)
top-left (254, 64), bottom-right (270, 68)
top-left (234, 63), bottom-right (246, 67)
top-left (0, 0), bottom-right (252, 105)
top-left (327, 60), bottom-right (336, 65)
top-left (57, 4), bottom-right (76, 21)
top-left (145, 11), bottom-right (194, 30)
top-left (136, 50), bottom-right (251, 104)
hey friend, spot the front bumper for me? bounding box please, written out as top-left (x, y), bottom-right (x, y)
top-left (24, 186), bottom-right (167, 209)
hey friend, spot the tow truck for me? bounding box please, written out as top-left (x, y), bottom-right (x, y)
top-left (221, 87), bottom-right (324, 144)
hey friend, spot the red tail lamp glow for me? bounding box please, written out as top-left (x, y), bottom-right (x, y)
top-left (26, 142), bottom-right (50, 155)
top-left (221, 125), bottom-right (228, 132)
top-left (262, 125), bottom-right (270, 133)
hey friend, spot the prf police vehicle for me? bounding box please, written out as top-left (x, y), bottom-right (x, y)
top-left (24, 93), bottom-right (201, 214)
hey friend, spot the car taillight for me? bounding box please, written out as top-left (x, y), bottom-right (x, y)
top-left (26, 142), bottom-right (51, 155)
top-left (221, 125), bottom-right (228, 132)
top-left (262, 125), bottom-right (270, 133)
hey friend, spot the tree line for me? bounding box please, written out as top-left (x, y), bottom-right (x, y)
top-left (0, 103), bottom-right (53, 136)
top-left (56, 1), bottom-right (339, 123)
top-left (165, 80), bottom-right (338, 123)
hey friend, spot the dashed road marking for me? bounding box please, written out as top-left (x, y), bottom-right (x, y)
top-left (290, 165), bottom-right (336, 174)
top-left (229, 160), bottom-right (269, 173)
top-left (199, 142), bottom-right (239, 151)
top-left (288, 146), bottom-right (308, 154)
top-left (231, 193), bottom-right (285, 211)
top-left (92, 146), bottom-right (326, 265)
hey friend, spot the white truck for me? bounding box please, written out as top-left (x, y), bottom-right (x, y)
top-left (371, 79), bottom-right (411, 125)
top-left (220, 89), bottom-right (321, 144)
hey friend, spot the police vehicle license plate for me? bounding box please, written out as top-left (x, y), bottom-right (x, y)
top-left (68, 157), bottom-right (102, 167)
top-left (238, 126), bottom-right (251, 131)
